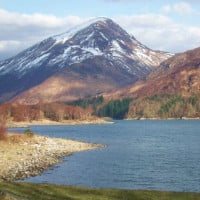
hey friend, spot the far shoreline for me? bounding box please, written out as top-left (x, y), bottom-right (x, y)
top-left (126, 117), bottom-right (200, 121)
top-left (6, 117), bottom-right (200, 128)
top-left (7, 118), bottom-right (113, 128)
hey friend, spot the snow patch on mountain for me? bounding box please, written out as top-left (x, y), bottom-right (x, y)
top-left (111, 40), bottom-right (125, 53)
top-left (82, 47), bottom-right (103, 56)
top-left (21, 53), bottom-right (50, 71)
top-left (0, 17), bottom-right (173, 78)
top-left (53, 17), bottom-right (109, 44)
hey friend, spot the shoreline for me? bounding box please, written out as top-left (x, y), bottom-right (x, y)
top-left (0, 133), bottom-right (104, 182)
top-left (6, 117), bottom-right (200, 128)
top-left (126, 117), bottom-right (200, 120)
top-left (7, 118), bottom-right (113, 128)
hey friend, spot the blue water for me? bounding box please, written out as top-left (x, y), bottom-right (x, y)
top-left (10, 120), bottom-right (200, 192)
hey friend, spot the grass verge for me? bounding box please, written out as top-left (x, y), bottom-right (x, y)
top-left (0, 182), bottom-right (199, 200)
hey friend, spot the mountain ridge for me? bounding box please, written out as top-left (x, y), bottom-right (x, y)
top-left (105, 47), bottom-right (200, 100)
top-left (0, 17), bottom-right (172, 104)
top-left (100, 46), bottom-right (200, 118)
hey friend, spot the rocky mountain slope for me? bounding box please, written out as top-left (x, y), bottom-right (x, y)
top-left (0, 17), bottom-right (172, 104)
top-left (108, 47), bottom-right (200, 99)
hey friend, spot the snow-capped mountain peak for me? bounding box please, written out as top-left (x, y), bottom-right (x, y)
top-left (53, 17), bottom-right (110, 44)
top-left (0, 17), bottom-right (173, 103)
top-left (0, 17), bottom-right (172, 76)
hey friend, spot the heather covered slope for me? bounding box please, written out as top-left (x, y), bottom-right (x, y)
top-left (133, 47), bottom-right (200, 98)
top-left (103, 47), bottom-right (200, 119)
top-left (106, 47), bottom-right (200, 99)
top-left (127, 48), bottom-right (200, 118)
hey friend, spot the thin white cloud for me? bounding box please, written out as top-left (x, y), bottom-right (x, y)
top-left (0, 40), bottom-right (23, 60)
top-left (162, 5), bottom-right (172, 14)
top-left (0, 9), bottom-right (88, 60)
top-left (0, 40), bottom-right (20, 51)
top-left (0, 9), bottom-right (200, 61)
top-left (105, 0), bottom-right (152, 1)
top-left (114, 14), bottom-right (200, 53)
top-left (115, 14), bottom-right (173, 28)
top-left (0, 9), bottom-right (84, 28)
top-left (174, 2), bottom-right (192, 14)
top-left (106, 0), bottom-right (199, 2)
top-left (162, 2), bottom-right (192, 14)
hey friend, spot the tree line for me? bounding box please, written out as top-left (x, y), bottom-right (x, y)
top-left (0, 93), bottom-right (199, 132)
top-left (0, 102), bottom-right (92, 123)
top-left (68, 95), bottom-right (104, 110)
top-left (98, 98), bottom-right (132, 119)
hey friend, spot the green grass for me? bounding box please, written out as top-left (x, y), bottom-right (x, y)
top-left (0, 182), bottom-right (199, 200)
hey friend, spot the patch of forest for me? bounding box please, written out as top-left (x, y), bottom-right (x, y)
top-left (128, 94), bottom-right (200, 119)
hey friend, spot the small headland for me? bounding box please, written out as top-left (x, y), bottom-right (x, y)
top-left (0, 132), bottom-right (103, 181)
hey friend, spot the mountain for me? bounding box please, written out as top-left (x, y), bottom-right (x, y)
top-left (144, 47), bottom-right (200, 97)
top-left (104, 47), bottom-right (200, 119)
top-left (0, 17), bottom-right (172, 104)
top-left (109, 47), bottom-right (200, 99)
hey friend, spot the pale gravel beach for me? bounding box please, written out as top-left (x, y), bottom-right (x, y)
top-left (7, 118), bottom-right (112, 128)
top-left (0, 134), bottom-right (103, 181)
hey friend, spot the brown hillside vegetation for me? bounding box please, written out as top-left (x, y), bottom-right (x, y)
top-left (137, 47), bottom-right (200, 97)
top-left (106, 47), bottom-right (200, 99)
top-left (0, 112), bottom-right (7, 140)
top-left (0, 123), bottom-right (7, 140)
top-left (103, 47), bottom-right (200, 119)
top-left (128, 94), bottom-right (200, 119)
top-left (12, 74), bottom-right (115, 105)
top-left (127, 48), bottom-right (200, 119)
top-left (0, 102), bottom-right (93, 124)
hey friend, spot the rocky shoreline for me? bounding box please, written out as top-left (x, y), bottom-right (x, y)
top-left (7, 118), bottom-right (112, 128)
top-left (0, 134), bottom-right (103, 181)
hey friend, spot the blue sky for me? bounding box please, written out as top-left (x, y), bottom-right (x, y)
top-left (0, 0), bottom-right (200, 60)
top-left (0, 0), bottom-right (165, 17)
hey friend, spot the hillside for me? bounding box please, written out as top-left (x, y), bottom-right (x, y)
top-left (106, 47), bottom-right (200, 99)
top-left (0, 17), bottom-right (172, 104)
top-left (133, 47), bottom-right (200, 97)
top-left (102, 47), bottom-right (200, 119)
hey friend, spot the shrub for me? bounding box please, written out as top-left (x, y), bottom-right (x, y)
top-left (0, 122), bottom-right (7, 140)
top-left (24, 129), bottom-right (34, 137)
